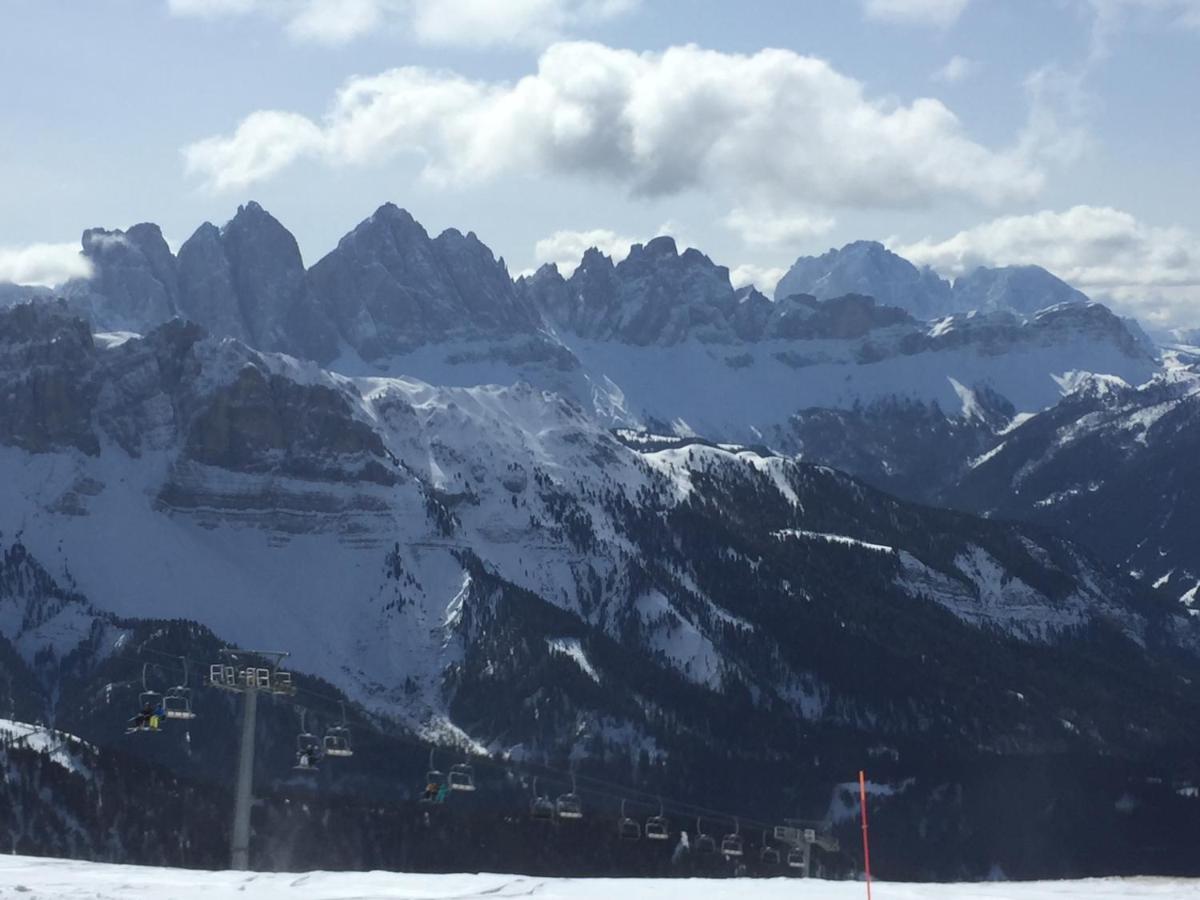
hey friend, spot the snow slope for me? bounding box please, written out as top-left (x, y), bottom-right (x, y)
top-left (0, 856), bottom-right (1196, 900)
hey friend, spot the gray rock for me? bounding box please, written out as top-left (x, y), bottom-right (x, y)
top-left (309, 202), bottom-right (539, 360)
top-left (951, 265), bottom-right (1089, 316)
top-left (775, 240), bottom-right (954, 320)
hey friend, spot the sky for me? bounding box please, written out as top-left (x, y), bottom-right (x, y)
top-left (1, 0), bottom-right (1199, 330)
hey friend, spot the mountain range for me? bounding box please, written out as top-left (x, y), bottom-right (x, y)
top-left (1, 203), bottom-right (1199, 878)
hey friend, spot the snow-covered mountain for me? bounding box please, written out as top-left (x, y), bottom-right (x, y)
top-left (776, 241), bottom-right (1090, 319)
top-left (3, 279), bottom-right (1200, 877)
top-left (1, 302), bottom-right (1196, 732)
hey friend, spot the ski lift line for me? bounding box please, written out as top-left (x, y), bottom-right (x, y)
top-left (121, 647), bottom-right (801, 836)
top-left (125, 648), bottom-right (784, 835)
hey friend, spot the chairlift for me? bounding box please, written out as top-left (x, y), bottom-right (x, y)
top-left (293, 712), bottom-right (321, 772)
top-left (618, 800), bottom-right (641, 841)
top-left (322, 702), bottom-right (353, 758)
top-left (448, 761), bottom-right (476, 792)
top-left (760, 831), bottom-right (781, 865)
top-left (720, 818), bottom-right (744, 858)
top-left (694, 817), bottom-right (716, 855)
top-left (163, 657), bottom-right (196, 720)
top-left (645, 798), bottom-right (669, 841)
top-left (787, 847), bottom-right (807, 870)
top-left (127, 664), bottom-right (164, 733)
top-left (422, 750), bottom-right (447, 804)
top-left (530, 777), bottom-right (555, 821)
top-left (556, 776), bottom-right (583, 820)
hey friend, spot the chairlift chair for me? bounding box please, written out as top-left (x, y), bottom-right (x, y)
top-left (618, 800), bottom-right (641, 841)
top-left (530, 778), bottom-right (555, 821)
top-left (556, 776), bottom-right (583, 820)
top-left (787, 848), bottom-right (807, 869)
top-left (694, 817), bottom-right (716, 855)
top-left (448, 762), bottom-right (476, 792)
top-left (422, 750), bottom-right (446, 803)
top-left (323, 703), bottom-right (353, 758)
top-left (760, 830), bottom-right (781, 866)
top-left (645, 799), bottom-right (669, 841)
top-left (323, 726), bottom-right (353, 758)
top-left (163, 657), bottom-right (196, 720)
top-left (294, 733), bottom-right (321, 772)
top-left (292, 711), bottom-right (321, 771)
top-left (720, 818), bottom-right (744, 858)
top-left (128, 664), bottom-right (164, 733)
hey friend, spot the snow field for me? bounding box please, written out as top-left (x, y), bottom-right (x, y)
top-left (0, 856), bottom-right (1197, 900)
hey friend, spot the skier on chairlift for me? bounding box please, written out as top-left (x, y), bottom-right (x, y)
top-left (129, 698), bottom-right (165, 732)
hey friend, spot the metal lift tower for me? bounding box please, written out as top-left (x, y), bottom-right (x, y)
top-left (209, 649), bottom-right (295, 871)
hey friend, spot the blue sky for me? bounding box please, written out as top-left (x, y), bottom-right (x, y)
top-left (2, 0), bottom-right (1198, 329)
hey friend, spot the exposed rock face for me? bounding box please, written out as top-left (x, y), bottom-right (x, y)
top-left (209, 201), bottom-right (339, 362)
top-left (175, 222), bottom-right (248, 344)
top-left (776, 240), bottom-right (954, 319)
top-left (777, 242), bottom-right (1092, 320)
top-left (0, 303), bottom-right (99, 455)
top-left (521, 237), bottom-right (747, 344)
top-left (308, 203), bottom-right (540, 360)
top-left (952, 265), bottom-right (1089, 315)
top-left (184, 366), bottom-right (396, 485)
top-left (68, 223), bottom-right (179, 329)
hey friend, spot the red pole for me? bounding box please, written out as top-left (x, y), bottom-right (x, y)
top-left (859, 770), bottom-right (874, 900)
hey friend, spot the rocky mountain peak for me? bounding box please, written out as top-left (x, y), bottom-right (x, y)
top-left (308, 205), bottom-right (541, 361)
top-left (952, 265), bottom-right (1089, 315)
top-left (776, 240), bottom-right (953, 320)
top-left (73, 222), bottom-right (179, 329)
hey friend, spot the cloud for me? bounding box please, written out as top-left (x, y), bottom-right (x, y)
top-left (0, 242), bottom-right (92, 287)
top-left (184, 42), bottom-right (1044, 216)
top-left (166, 0), bottom-right (638, 46)
top-left (1086, 0), bottom-right (1200, 57)
top-left (184, 110), bottom-right (326, 191)
top-left (863, 0), bottom-right (970, 27)
top-left (932, 55), bottom-right (977, 83)
top-left (894, 206), bottom-right (1200, 328)
top-left (729, 263), bottom-right (787, 297)
top-left (533, 228), bottom-right (635, 275)
top-left (724, 208), bottom-right (835, 250)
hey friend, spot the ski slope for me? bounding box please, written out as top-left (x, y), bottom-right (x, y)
top-left (0, 857), bottom-right (1196, 900)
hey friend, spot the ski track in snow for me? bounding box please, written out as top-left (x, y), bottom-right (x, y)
top-left (0, 856), bottom-right (1197, 900)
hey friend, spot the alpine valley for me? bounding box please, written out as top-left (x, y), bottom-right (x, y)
top-left (1, 202), bottom-right (1199, 881)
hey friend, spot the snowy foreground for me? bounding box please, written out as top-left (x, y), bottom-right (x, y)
top-left (1, 857), bottom-right (1198, 900)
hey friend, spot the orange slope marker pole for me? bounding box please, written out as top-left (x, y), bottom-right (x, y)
top-left (859, 770), bottom-right (874, 900)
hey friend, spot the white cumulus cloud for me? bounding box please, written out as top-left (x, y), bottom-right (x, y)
top-left (724, 208), bottom-right (836, 250)
top-left (0, 242), bottom-right (91, 287)
top-left (166, 0), bottom-right (638, 46)
top-left (729, 263), bottom-right (787, 297)
top-left (895, 206), bottom-right (1200, 328)
top-left (863, 0), bottom-right (970, 27)
top-left (932, 55), bottom-right (978, 83)
top-left (183, 42), bottom-right (1044, 215)
top-left (533, 228), bottom-right (635, 276)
